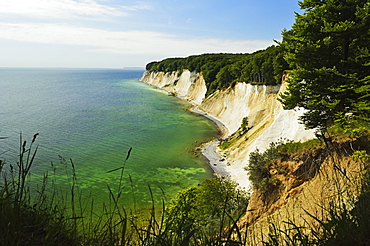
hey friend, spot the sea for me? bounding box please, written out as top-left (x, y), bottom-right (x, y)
top-left (0, 68), bottom-right (218, 209)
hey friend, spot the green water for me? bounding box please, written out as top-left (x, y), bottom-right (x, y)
top-left (0, 68), bottom-right (218, 210)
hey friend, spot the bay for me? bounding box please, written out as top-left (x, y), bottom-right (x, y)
top-left (0, 68), bottom-right (217, 209)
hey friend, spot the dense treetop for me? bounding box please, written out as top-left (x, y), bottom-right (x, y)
top-left (146, 45), bottom-right (289, 95)
top-left (280, 0), bottom-right (370, 130)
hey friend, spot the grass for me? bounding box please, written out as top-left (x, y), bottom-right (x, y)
top-left (277, 138), bottom-right (323, 154)
top-left (2, 127), bottom-right (370, 245)
top-left (0, 134), bottom-right (78, 245)
top-left (0, 134), bottom-right (250, 245)
top-left (220, 139), bottom-right (234, 149)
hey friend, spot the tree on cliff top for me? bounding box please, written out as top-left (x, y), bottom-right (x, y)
top-left (280, 0), bottom-right (370, 130)
top-left (146, 46), bottom-right (289, 95)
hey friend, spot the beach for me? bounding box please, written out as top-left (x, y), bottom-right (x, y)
top-left (188, 108), bottom-right (231, 174)
top-left (176, 100), bottom-right (236, 181)
top-left (190, 106), bottom-right (252, 190)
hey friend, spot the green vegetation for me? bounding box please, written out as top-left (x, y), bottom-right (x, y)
top-left (276, 138), bottom-right (323, 154)
top-left (279, 0), bottom-right (370, 131)
top-left (0, 135), bottom-right (78, 245)
top-left (165, 178), bottom-right (248, 227)
top-left (219, 117), bottom-right (251, 150)
top-left (160, 178), bottom-right (249, 245)
top-left (329, 117), bottom-right (370, 140)
top-left (0, 135), bottom-right (249, 245)
top-left (146, 45), bottom-right (289, 95)
top-left (246, 129), bottom-right (370, 244)
top-left (239, 117), bottom-right (251, 136)
top-left (245, 139), bottom-right (324, 197)
top-left (245, 142), bottom-right (282, 195)
top-left (220, 140), bottom-right (234, 149)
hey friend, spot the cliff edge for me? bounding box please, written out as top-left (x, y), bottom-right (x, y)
top-left (139, 70), bottom-right (315, 190)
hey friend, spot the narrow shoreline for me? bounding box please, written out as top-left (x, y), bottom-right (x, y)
top-left (137, 78), bottom-right (233, 180)
top-left (189, 107), bottom-right (229, 139)
top-left (188, 107), bottom-right (234, 179)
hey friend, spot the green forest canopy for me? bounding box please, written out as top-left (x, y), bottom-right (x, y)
top-left (279, 0), bottom-right (370, 130)
top-left (146, 45), bottom-right (289, 95)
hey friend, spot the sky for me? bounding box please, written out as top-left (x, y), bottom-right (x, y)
top-left (0, 0), bottom-right (301, 68)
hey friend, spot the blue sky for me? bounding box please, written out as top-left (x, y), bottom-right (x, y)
top-left (0, 0), bottom-right (301, 68)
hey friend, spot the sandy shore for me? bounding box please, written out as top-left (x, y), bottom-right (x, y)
top-left (189, 108), bottom-right (236, 182)
top-left (190, 107), bottom-right (252, 190)
top-left (201, 140), bottom-right (230, 177)
top-left (190, 107), bottom-right (229, 139)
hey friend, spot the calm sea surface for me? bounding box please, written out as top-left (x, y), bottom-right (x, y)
top-left (0, 68), bottom-right (217, 208)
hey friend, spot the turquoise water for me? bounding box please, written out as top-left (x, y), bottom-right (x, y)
top-left (0, 68), bottom-right (217, 208)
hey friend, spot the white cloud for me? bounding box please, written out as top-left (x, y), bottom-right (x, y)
top-left (120, 1), bottom-right (152, 12)
top-left (0, 22), bottom-right (274, 57)
top-left (0, 0), bottom-right (148, 19)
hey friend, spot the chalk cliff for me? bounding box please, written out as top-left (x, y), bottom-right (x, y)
top-left (140, 70), bottom-right (207, 105)
top-left (140, 69), bottom-right (368, 244)
top-left (140, 70), bottom-right (316, 190)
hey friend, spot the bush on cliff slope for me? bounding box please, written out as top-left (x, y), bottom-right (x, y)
top-left (246, 139), bottom-right (324, 198)
top-left (245, 142), bottom-right (281, 196)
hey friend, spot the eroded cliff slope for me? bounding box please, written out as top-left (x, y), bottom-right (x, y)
top-left (140, 70), bottom-right (315, 190)
top-left (242, 139), bottom-right (368, 245)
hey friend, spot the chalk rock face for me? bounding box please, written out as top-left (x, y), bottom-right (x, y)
top-left (199, 82), bottom-right (281, 137)
top-left (198, 80), bottom-right (315, 189)
top-left (140, 70), bottom-right (316, 190)
top-left (140, 70), bottom-right (207, 105)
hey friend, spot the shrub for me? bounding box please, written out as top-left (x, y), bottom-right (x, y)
top-left (239, 117), bottom-right (251, 135)
top-left (164, 178), bottom-right (249, 244)
top-left (277, 138), bottom-right (322, 154)
top-left (245, 143), bottom-right (281, 194)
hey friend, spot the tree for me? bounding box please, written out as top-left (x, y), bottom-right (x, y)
top-left (145, 46), bottom-right (289, 95)
top-left (280, 0), bottom-right (370, 130)
top-left (164, 179), bottom-right (248, 233)
top-left (245, 143), bottom-right (281, 195)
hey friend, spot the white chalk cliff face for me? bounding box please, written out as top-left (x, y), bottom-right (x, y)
top-left (140, 70), bottom-right (207, 105)
top-left (140, 70), bottom-right (315, 190)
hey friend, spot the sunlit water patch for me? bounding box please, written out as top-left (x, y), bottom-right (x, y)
top-left (0, 68), bottom-right (217, 210)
